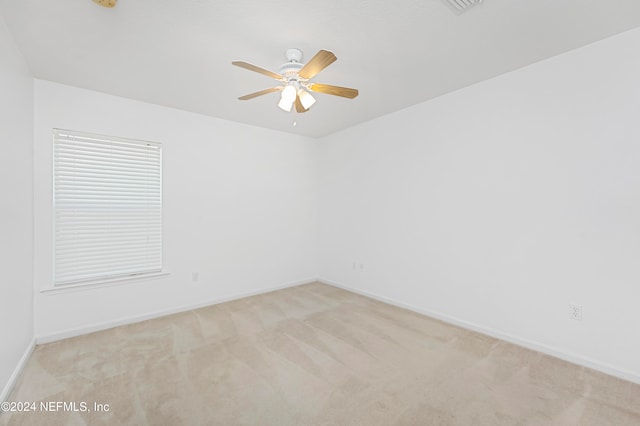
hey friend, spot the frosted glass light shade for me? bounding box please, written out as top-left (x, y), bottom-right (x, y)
top-left (278, 84), bottom-right (296, 112)
top-left (278, 97), bottom-right (294, 112)
top-left (298, 89), bottom-right (316, 110)
top-left (281, 85), bottom-right (296, 102)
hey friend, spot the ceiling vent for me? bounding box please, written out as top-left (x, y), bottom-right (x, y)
top-left (441, 0), bottom-right (483, 15)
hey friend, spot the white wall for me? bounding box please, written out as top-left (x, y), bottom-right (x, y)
top-left (319, 28), bottom-right (640, 382)
top-left (7, 16), bottom-right (640, 394)
top-left (34, 80), bottom-right (318, 339)
top-left (0, 16), bottom-right (34, 399)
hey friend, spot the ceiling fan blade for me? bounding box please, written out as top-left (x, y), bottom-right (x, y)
top-left (308, 83), bottom-right (359, 99)
top-left (238, 87), bottom-right (281, 100)
top-left (294, 95), bottom-right (308, 113)
top-left (232, 61), bottom-right (283, 80)
top-left (298, 50), bottom-right (337, 80)
top-left (93, 0), bottom-right (117, 7)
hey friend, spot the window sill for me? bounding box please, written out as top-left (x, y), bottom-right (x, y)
top-left (40, 271), bottom-right (170, 295)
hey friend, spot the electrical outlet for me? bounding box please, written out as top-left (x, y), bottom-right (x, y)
top-left (192, 272), bottom-right (199, 282)
top-left (568, 304), bottom-right (582, 321)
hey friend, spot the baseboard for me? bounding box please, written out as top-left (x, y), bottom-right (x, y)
top-left (1, 337), bottom-right (36, 403)
top-left (36, 277), bottom-right (318, 345)
top-left (319, 278), bottom-right (640, 385)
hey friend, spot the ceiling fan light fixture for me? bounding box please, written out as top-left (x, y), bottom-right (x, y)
top-left (298, 89), bottom-right (316, 110)
top-left (281, 84), bottom-right (296, 103)
top-left (278, 84), bottom-right (296, 111)
top-left (277, 98), bottom-right (294, 112)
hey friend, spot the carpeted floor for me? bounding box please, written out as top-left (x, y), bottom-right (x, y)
top-left (2, 282), bottom-right (639, 425)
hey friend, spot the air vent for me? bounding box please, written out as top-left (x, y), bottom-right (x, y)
top-left (441, 0), bottom-right (483, 15)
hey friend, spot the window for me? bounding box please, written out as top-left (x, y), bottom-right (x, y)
top-left (53, 129), bottom-right (162, 286)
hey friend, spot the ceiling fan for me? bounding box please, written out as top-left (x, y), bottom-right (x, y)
top-left (232, 49), bottom-right (359, 113)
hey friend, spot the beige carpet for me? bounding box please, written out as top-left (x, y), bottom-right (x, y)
top-left (2, 282), bottom-right (639, 425)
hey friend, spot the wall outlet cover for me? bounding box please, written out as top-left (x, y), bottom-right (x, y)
top-left (569, 304), bottom-right (583, 321)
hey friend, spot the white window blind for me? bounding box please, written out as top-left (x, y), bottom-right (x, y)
top-left (54, 129), bottom-right (162, 286)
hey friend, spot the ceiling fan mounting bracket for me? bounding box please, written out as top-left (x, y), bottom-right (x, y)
top-left (285, 48), bottom-right (303, 63)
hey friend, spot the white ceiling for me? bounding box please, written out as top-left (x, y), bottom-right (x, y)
top-left (1, 0), bottom-right (640, 138)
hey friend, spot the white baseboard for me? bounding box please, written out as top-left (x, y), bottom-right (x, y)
top-left (1, 337), bottom-right (36, 403)
top-left (319, 278), bottom-right (640, 385)
top-left (36, 277), bottom-right (318, 344)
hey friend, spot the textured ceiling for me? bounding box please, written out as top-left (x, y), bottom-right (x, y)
top-left (1, 0), bottom-right (640, 137)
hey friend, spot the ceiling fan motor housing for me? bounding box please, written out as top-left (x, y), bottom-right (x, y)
top-left (280, 48), bottom-right (305, 81)
top-left (279, 62), bottom-right (304, 80)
